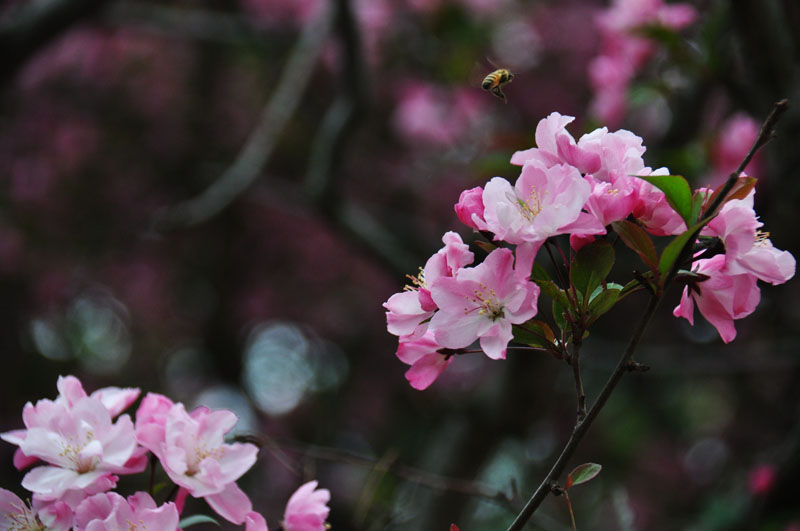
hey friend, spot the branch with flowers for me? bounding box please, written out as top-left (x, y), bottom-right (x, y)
top-left (383, 101), bottom-right (794, 530)
top-left (0, 375), bottom-right (330, 531)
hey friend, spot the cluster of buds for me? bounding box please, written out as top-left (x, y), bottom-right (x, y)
top-left (384, 111), bottom-right (795, 389)
top-left (1, 376), bottom-right (330, 531)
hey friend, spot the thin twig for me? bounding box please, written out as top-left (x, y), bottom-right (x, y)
top-left (151, 3), bottom-right (334, 231)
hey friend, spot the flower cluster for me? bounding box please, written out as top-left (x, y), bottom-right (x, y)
top-left (385, 111), bottom-right (795, 389)
top-left (589, 0), bottom-right (697, 126)
top-left (1, 376), bottom-right (331, 531)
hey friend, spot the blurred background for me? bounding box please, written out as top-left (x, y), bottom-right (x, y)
top-left (1, 0), bottom-right (800, 529)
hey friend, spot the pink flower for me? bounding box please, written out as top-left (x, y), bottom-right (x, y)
top-left (748, 464), bottom-right (777, 496)
top-left (0, 488), bottom-right (71, 531)
top-left (454, 186), bottom-right (486, 231)
top-left (282, 481), bottom-right (330, 531)
top-left (510, 112), bottom-right (601, 174)
top-left (384, 232), bottom-right (474, 337)
top-left (482, 161), bottom-right (604, 254)
top-left (1, 377), bottom-right (146, 500)
top-left (135, 395), bottom-right (259, 524)
top-left (430, 248), bottom-right (539, 360)
top-left (73, 492), bottom-right (178, 531)
top-left (396, 331), bottom-right (453, 390)
top-left (630, 169), bottom-right (687, 236)
top-left (707, 114), bottom-right (762, 188)
top-left (673, 255), bottom-right (761, 343)
top-left (702, 192), bottom-right (795, 285)
top-left (245, 512), bottom-right (269, 531)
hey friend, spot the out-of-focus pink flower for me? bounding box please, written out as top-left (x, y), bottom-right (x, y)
top-left (430, 248), bottom-right (539, 360)
top-left (73, 492), bottom-right (178, 531)
top-left (393, 82), bottom-right (486, 147)
top-left (283, 481), bottom-right (330, 531)
top-left (673, 255), bottom-right (761, 343)
top-left (135, 395), bottom-right (259, 524)
top-left (482, 161), bottom-right (603, 253)
top-left (589, 0), bottom-right (696, 125)
top-left (0, 488), bottom-right (71, 531)
top-left (703, 191), bottom-right (795, 285)
top-left (748, 464), bottom-right (777, 496)
top-left (0, 377), bottom-right (145, 500)
top-left (455, 186), bottom-right (486, 231)
top-left (707, 114), bottom-right (762, 187)
top-left (396, 331), bottom-right (453, 390)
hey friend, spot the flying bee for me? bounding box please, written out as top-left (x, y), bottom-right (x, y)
top-left (481, 68), bottom-right (514, 103)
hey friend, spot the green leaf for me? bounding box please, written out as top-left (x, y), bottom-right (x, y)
top-left (512, 320), bottom-right (556, 348)
top-left (552, 299), bottom-right (569, 333)
top-left (611, 221), bottom-right (658, 272)
top-left (636, 174), bottom-right (694, 226)
top-left (587, 288), bottom-right (621, 324)
top-left (566, 463), bottom-right (602, 489)
top-left (570, 240), bottom-right (615, 308)
top-left (658, 219), bottom-right (711, 278)
top-left (178, 515), bottom-right (221, 528)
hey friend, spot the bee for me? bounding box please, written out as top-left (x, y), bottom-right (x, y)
top-left (481, 68), bottom-right (514, 103)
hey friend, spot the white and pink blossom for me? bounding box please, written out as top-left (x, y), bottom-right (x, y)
top-left (396, 331), bottom-right (453, 390)
top-left (134, 394), bottom-right (259, 525)
top-left (429, 248), bottom-right (539, 360)
top-left (282, 481), bottom-right (330, 531)
top-left (73, 492), bottom-right (178, 531)
top-left (0, 488), bottom-right (71, 531)
top-left (673, 255), bottom-right (761, 343)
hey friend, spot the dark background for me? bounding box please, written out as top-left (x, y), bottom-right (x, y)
top-left (1, 0), bottom-right (800, 529)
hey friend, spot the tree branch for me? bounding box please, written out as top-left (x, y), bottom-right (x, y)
top-left (151, 3), bottom-right (333, 231)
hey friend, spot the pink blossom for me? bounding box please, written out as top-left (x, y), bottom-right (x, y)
top-left (0, 377), bottom-right (146, 500)
top-left (245, 512), bottom-right (269, 531)
top-left (384, 232), bottom-right (474, 337)
top-left (73, 492), bottom-right (178, 531)
top-left (510, 112), bottom-right (601, 174)
top-left (0, 488), bottom-right (71, 531)
top-left (707, 114), bottom-right (762, 187)
top-left (430, 248), bottom-right (539, 360)
top-left (482, 161), bottom-right (604, 254)
top-left (282, 481), bottom-right (330, 531)
top-left (583, 174), bottom-right (637, 227)
top-left (396, 331), bottom-right (453, 390)
top-left (135, 395), bottom-right (259, 524)
top-left (630, 169), bottom-right (687, 236)
top-left (703, 192), bottom-right (795, 285)
top-left (454, 186), bottom-right (486, 231)
top-left (673, 255), bottom-right (761, 343)
top-left (748, 464), bottom-right (777, 496)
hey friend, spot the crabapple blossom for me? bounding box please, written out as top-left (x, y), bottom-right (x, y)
top-left (384, 232), bottom-right (474, 338)
top-left (454, 186), bottom-right (486, 231)
top-left (282, 481), bottom-right (330, 531)
top-left (510, 112), bottom-right (601, 175)
top-left (72, 492), bottom-right (179, 531)
top-left (430, 248), bottom-right (539, 360)
top-left (673, 255), bottom-right (761, 343)
top-left (0, 488), bottom-right (71, 531)
top-left (134, 394), bottom-right (259, 524)
top-left (482, 160), bottom-right (604, 255)
top-left (702, 191), bottom-right (795, 285)
top-left (0, 378), bottom-right (146, 501)
top-left (396, 331), bottom-right (453, 390)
